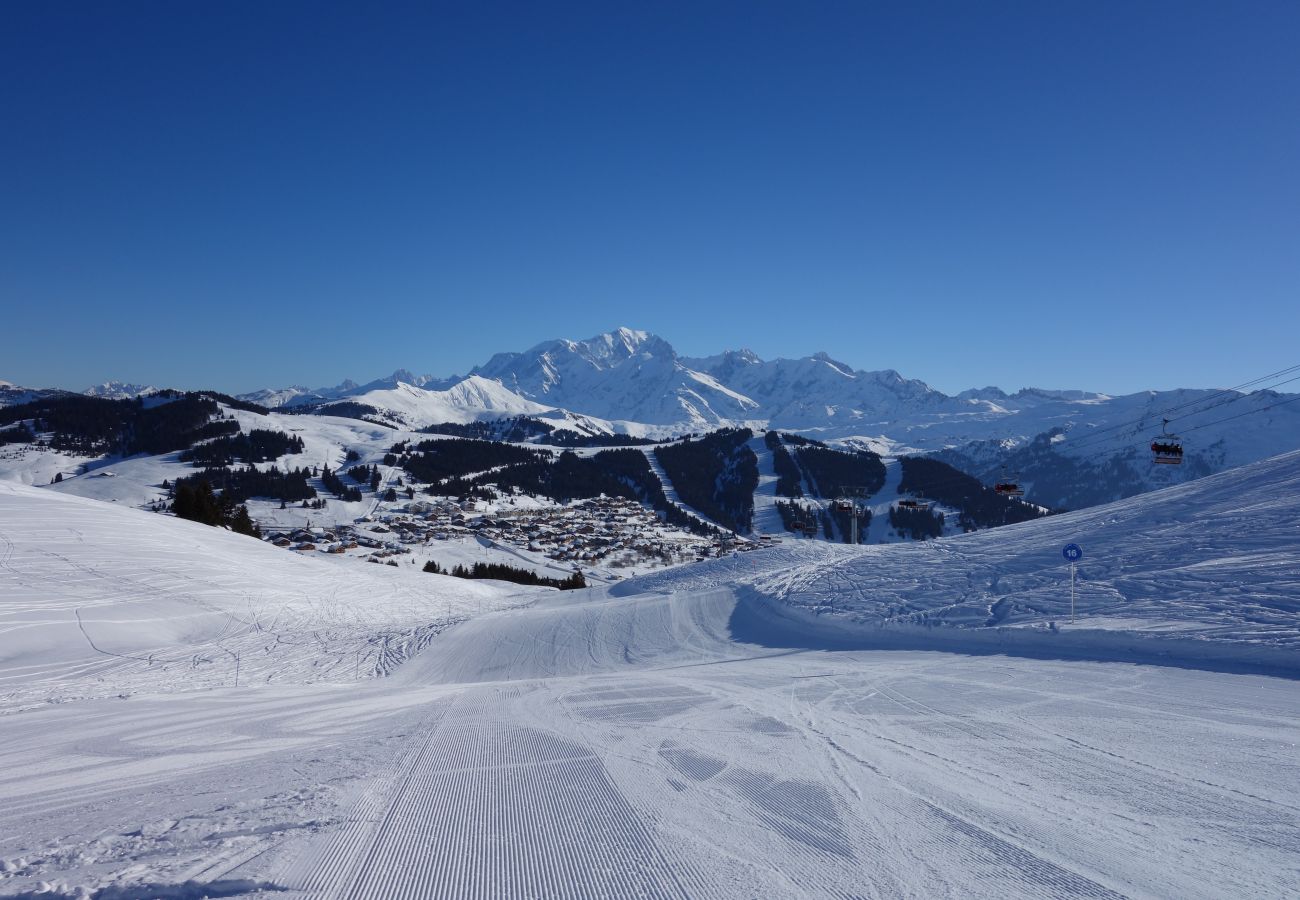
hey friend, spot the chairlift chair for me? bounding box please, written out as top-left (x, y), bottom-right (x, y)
top-left (993, 468), bottom-right (1025, 498)
top-left (1151, 418), bottom-right (1184, 465)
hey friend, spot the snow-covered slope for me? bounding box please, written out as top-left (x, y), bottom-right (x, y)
top-left (309, 375), bottom-right (673, 437)
top-left (0, 381), bottom-right (72, 408)
top-left (320, 376), bottom-right (556, 428)
top-left (240, 370), bottom-right (453, 410)
top-left (0, 481), bottom-right (524, 713)
top-left (628, 447), bottom-right (1300, 670)
top-left (2, 448), bottom-right (1297, 898)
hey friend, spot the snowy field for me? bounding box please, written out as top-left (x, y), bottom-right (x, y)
top-left (0, 483), bottom-right (529, 715)
top-left (2, 454), bottom-right (1299, 897)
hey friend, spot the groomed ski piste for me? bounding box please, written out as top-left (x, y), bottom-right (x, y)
top-left (2, 451), bottom-right (1299, 898)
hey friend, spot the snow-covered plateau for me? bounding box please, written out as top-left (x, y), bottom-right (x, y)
top-left (1, 446), bottom-right (1298, 897)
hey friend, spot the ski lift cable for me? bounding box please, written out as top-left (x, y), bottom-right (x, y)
top-left (1063, 369), bottom-right (1300, 455)
top-left (895, 381), bottom-right (1300, 502)
top-left (1057, 363), bottom-right (1300, 446)
top-left (1173, 392), bottom-right (1300, 436)
top-left (776, 364), bottom-right (1300, 506)
top-left (822, 366), bottom-right (1300, 505)
top-left (1060, 365), bottom-right (1300, 451)
top-left (1054, 365), bottom-right (1300, 454)
top-left (1163, 372), bottom-right (1300, 426)
top-left (885, 374), bottom-right (1300, 501)
top-left (1149, 371), bottom-right (1300, 430)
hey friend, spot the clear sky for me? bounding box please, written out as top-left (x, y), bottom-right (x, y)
top-left (2, 1), bottom-right (1297, 397)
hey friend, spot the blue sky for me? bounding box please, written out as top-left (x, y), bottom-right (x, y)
top-left (2, 1), bottom-right (1297, 396)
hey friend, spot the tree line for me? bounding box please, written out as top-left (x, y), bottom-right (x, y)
top-left (792, 443), bottom-right (886, 501)
top-left (170, 479), bottom-right (261, 538)
top-left (0, 394), bottom-right (233, 456)
top-left (654, 428), bottom-right (758, 532)
top-left (423, 559), bottom-right (586, 590)
top-left (172, 465), bottom-right (317, 506)
top-left (888, 503), bottom-right (945, 539)
top-left (898, 457), bottom-right (1048, 530)
top-left (180, 429), bottom-right (305, 467)
top-left (764, 430), bottom-right (804, 497)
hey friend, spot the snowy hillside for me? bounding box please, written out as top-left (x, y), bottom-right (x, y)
top-left (239, 370), bottom-right (450, 409)
top-left (314, 376), bottom-right (556, 428)
top-left (0, 481), bottom-right (525, 714)
top-left (0, 381), bottom-right (71, 409)
top-left (632, 447), bottom-right (1300, 672)
top-left (2, 445), bottom-right (1297, 898)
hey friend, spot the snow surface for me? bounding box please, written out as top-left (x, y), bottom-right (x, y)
top-left (0, 482), bottom-right (527, 715)
top-left (1, 451), bottom-right (1298, 897)
top-left (638, 448), bottom-right (1300, 670)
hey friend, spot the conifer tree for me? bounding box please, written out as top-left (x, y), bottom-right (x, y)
top-left (230, 504), bottom-right (260, 538)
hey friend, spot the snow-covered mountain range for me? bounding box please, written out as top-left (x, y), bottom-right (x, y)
top-left (1, 381), bottom-right (157, 406)
top-left (8, 327), bottom-right (1298, 510)
top-left (225, 327), bottom-right (1300, 508)
top-left (237, 369), bottom-right (451, 410)
top-left (83, 380), bottom-right (160, 400)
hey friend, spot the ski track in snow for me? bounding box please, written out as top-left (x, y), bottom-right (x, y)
top-left (747, 434), bottom-right (785, 536)
top-left (863, 456), bottom-right (903, 543)
top-left (640, 447), bottom-right (718, 534)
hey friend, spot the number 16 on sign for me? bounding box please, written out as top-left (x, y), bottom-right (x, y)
top-left (1062, 544), bottom-right (1083, 623)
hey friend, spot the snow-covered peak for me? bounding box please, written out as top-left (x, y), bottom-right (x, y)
top-left (469, 328), bottom-right (756, 426)
top-left (561, 328), bottom-right (676, 369)
top-left (956, 386), bottom-right (1010, 402)
top-left (84, 381), bottom-right (159, 399)
top-left (318, 376), bottom-right (558, 428)
top-left (610, 326), bottom-right (654, 353)
top-left (1012, 387), bottom-right (1112, 403)
top-left (238, 371), bottom-right (443, 410)
top-left (439, 374), bottom-right (547, 411)
top-left (809, 352), bottom-right (857, 378)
